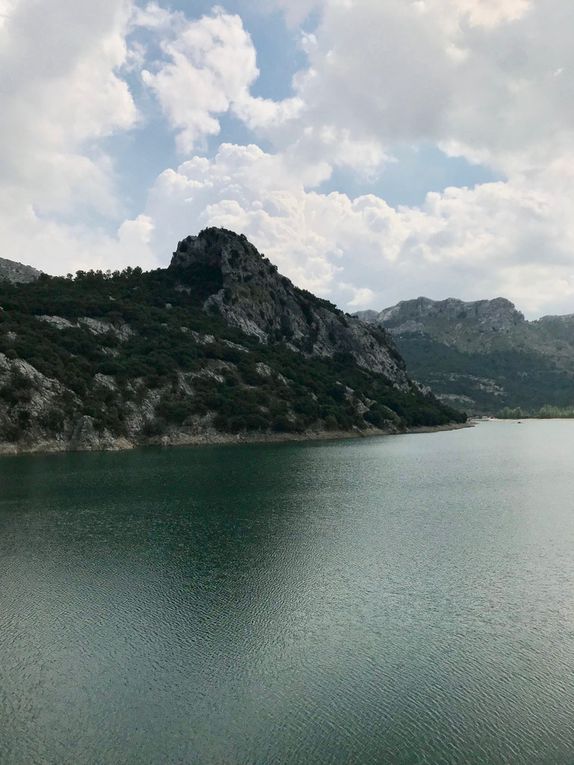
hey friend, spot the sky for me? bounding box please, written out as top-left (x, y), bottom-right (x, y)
top-left (1, 0), bottom-right (573, 317)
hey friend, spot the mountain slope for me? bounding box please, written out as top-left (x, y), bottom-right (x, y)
top-left (0, 229), bottom-right (463, 453)
top-left (0, 256), bottom-right (41, 284)
top-left (357, 297), bottom-right (574, 414)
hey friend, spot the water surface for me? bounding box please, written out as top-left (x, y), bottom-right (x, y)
top-left (1, 421), bottom-right (574, 764)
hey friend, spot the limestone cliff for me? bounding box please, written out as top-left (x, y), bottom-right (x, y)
top-left (171, 229), bottom-right (409, 385)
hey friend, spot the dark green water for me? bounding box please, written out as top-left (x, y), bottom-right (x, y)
top-left (2, 421), bottom-right (574, 764)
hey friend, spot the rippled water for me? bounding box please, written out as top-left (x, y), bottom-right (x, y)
top-left (2, 421), bottom-right (574, 764)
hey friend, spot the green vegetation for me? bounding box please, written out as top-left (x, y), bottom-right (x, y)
top-left (397, 336), bottom-right (574, 414)
top-left (376, 297), bottom-right (574, 415)
top-left (0, 266), bottom-right (464, 443)
top-left (498, 405), bottom-right (574, 419)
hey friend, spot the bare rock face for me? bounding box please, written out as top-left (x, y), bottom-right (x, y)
top-left (377, 297), bottom-right (525, 336)
top-left (0, 352), bottom-right (68, 450)
top-left (0, 257), bottom-right (41, 284)
top-left (38, 315), bottom-right (134, 341)
top-left (170, 228), bottom-right (411, 387)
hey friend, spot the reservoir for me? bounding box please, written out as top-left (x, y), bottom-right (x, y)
top-left (1, 421), bottom-right (574, 764)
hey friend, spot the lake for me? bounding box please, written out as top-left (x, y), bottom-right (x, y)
top-left (1, 420), bottom-right (574, 764)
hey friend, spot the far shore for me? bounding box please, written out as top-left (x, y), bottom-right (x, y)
top-left (479, 416), bottom-right (574, 423)
top-left (0, 421), bottom-right (473, 458)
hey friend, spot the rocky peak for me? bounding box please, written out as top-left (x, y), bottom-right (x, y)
top-left (171, 228), bottom-right (266, 276)
top-left (170, 228), bottom-right (411, 385)
top-left (377, 296), bottom-right (525, 334)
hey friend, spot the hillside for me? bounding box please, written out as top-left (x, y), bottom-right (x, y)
top-left (0, 229), bottom-right (463, 454)
top-left (0, 256), bottom-right (41, 284)
top-left (356, 297), bottom-right (574, 414)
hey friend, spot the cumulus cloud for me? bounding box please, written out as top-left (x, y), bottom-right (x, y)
top-left (137, 6), bottom-right (374, 180)
top-left (1, 0), bottom-right (574, 320)
top-left (0, 0), bottom-right (137, 215)
top-left (269, 0), bottom-right (574, 178)
top-left (205, 0), bottom-right (574, 183)
top-left (0, 195), bottom-right (158, 276)
top-left (136, 143), bottom-right (574, 316)
top-left (141, 8), bottom-right (259, 152)
top-left (0, 0), bottom-right (168, 275)
top-left (141, 7), bottom-right (302, 154)
top-left (166, 0), bottom-right (571, 315)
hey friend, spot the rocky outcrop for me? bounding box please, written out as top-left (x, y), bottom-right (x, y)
top-left (0, 257), bottom-right (41, 284)
top-left (375, 297), bottom-right (525, 338)
top-left (38, 315), bottom-right (134, 341)
top-left (171, 228), bottom-right (410, 387)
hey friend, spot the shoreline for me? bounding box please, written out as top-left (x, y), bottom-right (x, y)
top-left (0, 421), bottom-right (473, 459)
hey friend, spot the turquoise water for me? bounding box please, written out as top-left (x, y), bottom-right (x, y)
top-left (1, 421), bottom-right (574, 764)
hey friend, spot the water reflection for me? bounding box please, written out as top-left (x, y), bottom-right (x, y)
top-left (2, 424), bottom-right (574, 763)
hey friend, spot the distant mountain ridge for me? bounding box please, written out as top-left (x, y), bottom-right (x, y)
top-left (356, 297), bottom-right (574, 414)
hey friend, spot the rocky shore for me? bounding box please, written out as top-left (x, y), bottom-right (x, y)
top-left (0, 421), bottom-right (472, 457)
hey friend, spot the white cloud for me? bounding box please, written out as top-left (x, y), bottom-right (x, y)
top-left (138, 6), bottom-right (370, 181)
top-left (135, 143), bottom-right (574, 317)
top-left (0, 195), bottom-right (158, 276)
top-left (444, 0), bottom-right (532, 29)
top-left (141, 8), bottom-right (259, 153)
top-left (269, 0), bottom-right (574, 179)
top-left (1, 0), bottom-right (574, 321)
top-left (0, 0), bottom-right (137, 215)
top-left (140, 5), bottom-right (306, 159)
top-left (0, 0), bottom-right (161, 275)
top-left (178, 0), bottom-right (572, 316)
top-left (131, 0), bottom-right (176, 30)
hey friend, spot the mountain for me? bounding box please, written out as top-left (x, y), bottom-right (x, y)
top-left (357, 297), bottom-right (574, 414)
top-left (0, 256), bottom-right (41, 284)
top-left (0, 229), bottom-right (463, 454)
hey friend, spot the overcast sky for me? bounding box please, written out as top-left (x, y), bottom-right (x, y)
top-left (1, 0), bottom-right (573, 317)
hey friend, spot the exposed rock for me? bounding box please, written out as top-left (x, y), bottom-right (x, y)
top-left (0, 257), bottom-right (41, 284)
top-left (222, 339), bottom-right (249, 353)
top-left (171, 228), bottom-right (410, 387)
top-left (79, 317), bottom-right (134, 341)
top-left (188, 330), bottom-right (216, 345)
top-left (70, 416), bottom-right (100, 450)
top-left (378, 297), bottom-right (524, 337)
top-left (38, 315), bottom-right (134, 342)
top-left (69, 415), bottom-right (130, 452)
top-left (94, 373), bottom-right (117, 391)
top-left (39, 315), bottom-right (75, 330)
top-left (189, 360), bottom-right (235, 384)
top-left (354, 309), bottom-right (379, 323)
top-left (255, 362), bottom-right (274, 378)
